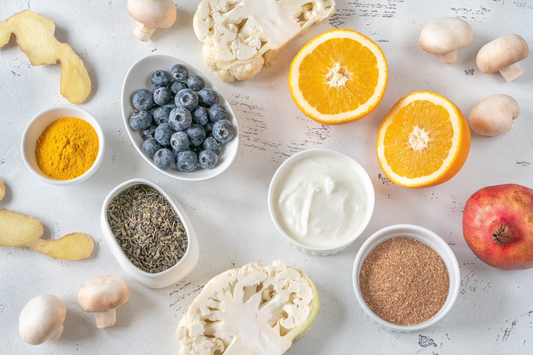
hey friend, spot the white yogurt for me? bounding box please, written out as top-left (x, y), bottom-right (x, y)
top-left (273, 155), bottom-right (368, 248)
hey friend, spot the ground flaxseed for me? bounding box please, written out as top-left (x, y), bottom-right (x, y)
top-left (359, 237), bottom-right (449, 326)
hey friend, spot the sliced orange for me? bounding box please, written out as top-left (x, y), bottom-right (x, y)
top-left (376, 91), bottom-right (470, 188)
top-left (288, 29), bottom-right (388, 125)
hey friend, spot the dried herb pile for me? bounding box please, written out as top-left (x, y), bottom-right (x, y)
top-left (107, 184), bottom-right (188, 273)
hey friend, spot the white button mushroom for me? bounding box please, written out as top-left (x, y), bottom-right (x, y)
top-left (469, 94), bottom-right (520, 136)
top-left (78, 275), bottom-right (130, 328)
top-left (476, 34), bottom-right (529, 82)
top-left (419, 17), bottom-right (473, 63)
top-left (19, 295), bottom-right (66, 345)
top-left (127, 0), bottom-right (177, 42)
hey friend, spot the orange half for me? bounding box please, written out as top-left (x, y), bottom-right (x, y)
top-left (376, 91), bottom-right (471, 188)
top-left (289, 29), bottom-right (388, 125)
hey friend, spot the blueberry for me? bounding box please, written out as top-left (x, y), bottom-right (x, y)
top-left (170, 131), bottom-right (189, 152)
top-left (141, 123), bottom-right (158, 141)
top-left (154, 148), bottom-right (175, 170)
top-left (203, 121), bottom-right (215, 136)
top-left (129, 110), bottom-right (152, 131)
top-left (175, 89), bottom-right (199, 111)
top-left (208, 104), bottom-right (229, 122)
top-left (198, 89), bottom-right (219, 107)
top-left (171, 64), bottom-right (189, 82)
top-left (202, 136), bottom-right (222, 155)
top-left (176, 150), bottom-right (198, 172)
top-left (212, 119), bottom-right (235, 143)
top-left (142, 138), bottom-right (162, 159)
top-left (154, 123), bottom-right (175, 146)
top-left (198, 150), bottom-right (218, 169)
top-left (192, 107), bottom-right (209, 126)
top-left (151, 70), bottom-right (171, 88)
top-left (170, 80), bottom-right (188, 96)
top-left (153, 86), bottom-right (172, 106)
top-left (186, 124), bottom-right (206, 147)
top-left (168, 107), bottom-right (192, 131)
top-left (164, 103), bottom-right (177, 110)
top-left (132, 89), bottom-right (154, 111)
top-left (187, 75), bottom-right (205, 91)
top-left (153, 106), bottom-right (172, 125)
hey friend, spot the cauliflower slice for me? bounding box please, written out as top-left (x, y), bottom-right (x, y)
top-left (193, 0), bottom-right (336, 82)
top-left (176, 261), bottom-right (320, 355)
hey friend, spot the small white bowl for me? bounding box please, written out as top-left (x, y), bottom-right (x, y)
top-left (101, 178), bottom-right (199, 288)
top-left (21, 105), bottom-right (105, 185)
top-left (352, 224), bottom-right (460, 332)
top-left (268, 148), bottom-right (375, 256)
top-left (121, 54), bottom-right (239, 181)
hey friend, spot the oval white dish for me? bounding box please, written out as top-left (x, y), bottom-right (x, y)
top-left (121, 54), bottom-right (239, 181)
top-left (101, 178), bottom-right (199, 288)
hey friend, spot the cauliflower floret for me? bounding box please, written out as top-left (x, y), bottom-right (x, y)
top-left (176, 261), bottom-right (320, 355)
top-left (193, 0), bottom-right (336, 82)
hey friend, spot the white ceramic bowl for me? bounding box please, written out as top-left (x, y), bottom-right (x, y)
top-left (121, 54), bottom-right (239, 181)
top-left (101, 178), bottom-right (199, 288)
top-left (352, 224), bottom-right (460, 332)
top-left (21, 105), bottom-right (105, 185)
top-left (268, 148), bottom-right (375, 256)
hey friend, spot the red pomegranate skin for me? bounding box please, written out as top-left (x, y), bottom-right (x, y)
top-left (462, 184), bottom-right (533, 270)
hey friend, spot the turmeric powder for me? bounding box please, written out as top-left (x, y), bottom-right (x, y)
top-left (35, 117), bottom-right (99, 180)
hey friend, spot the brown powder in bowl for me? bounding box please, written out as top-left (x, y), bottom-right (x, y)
top-left (359, 237), bottom-right (449, 326)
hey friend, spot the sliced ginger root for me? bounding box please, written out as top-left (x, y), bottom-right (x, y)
top-left (31, 233), bottom-right (94, 260)
top-left (0, 10), bottom-right (91, 104)
top-left (0, 209), bottom-right (93, 260)
top-left (0, 179), bottom-right (5, 201)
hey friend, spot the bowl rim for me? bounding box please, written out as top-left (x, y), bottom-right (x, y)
top-left (267, 148), bottom-right (375, 252)
top-left (352, 224), bottom-right (461, 332)
top-left (120, 53), bottom-right (239, 182)
top-left (21, 105), bottom-right (105, 186)
top-left (100, 178), bottom-right (196, 278)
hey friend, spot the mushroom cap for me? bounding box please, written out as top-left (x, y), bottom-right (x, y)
top-left (419, 17), bottom-right (473, 54)
top-left (19, 294), bottom-right (66, 345)
top-left (469, 94), bottom-right (519, 136)
top-left (78, 275), bottom-right (130, 312)
top-left (127, 0), bottom-right (177, 28)
top-left (476, 34), bottom-right (529, 74)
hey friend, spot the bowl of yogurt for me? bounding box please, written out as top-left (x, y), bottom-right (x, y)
top-left (268, 148), bottom-right (375, 256)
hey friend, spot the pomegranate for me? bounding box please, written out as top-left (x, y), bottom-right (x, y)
top-left (462, 184), bottom-right (533, 270)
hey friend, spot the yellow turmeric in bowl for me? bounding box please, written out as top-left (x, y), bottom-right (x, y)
top-left (35, 117), bottom-right (99, 180)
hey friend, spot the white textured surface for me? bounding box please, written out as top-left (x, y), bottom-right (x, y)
top-left (1, 0), bottom-right (532, 354)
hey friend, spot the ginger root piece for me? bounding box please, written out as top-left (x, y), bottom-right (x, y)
top-left (0, 10), bottom-right (91, 104)
top-left (0, 209), bottom-right (93, 260)
top-left (0, 179), bottom-right (5, 201)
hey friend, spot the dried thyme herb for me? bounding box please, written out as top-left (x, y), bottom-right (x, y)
top-left (107, 184), bottom-right (188, 274)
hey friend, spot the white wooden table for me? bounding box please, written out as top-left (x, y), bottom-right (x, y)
top-left (1, 1), bottom-right (532, 354)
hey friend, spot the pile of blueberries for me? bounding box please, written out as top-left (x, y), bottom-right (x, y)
top-left (129, 64), bottom-right (235, 172)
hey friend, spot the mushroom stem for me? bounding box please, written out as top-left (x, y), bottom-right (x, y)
top-left (49, 324), bottom-right (64, 342)
top-left (134, 22), bottom-right (156, 42)
top-left (439, 49), bottom-right (458, 63)
top-left (94, 309), bottom-right (117, 328)
top-left (499, 62), bottom-right (525, 82)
